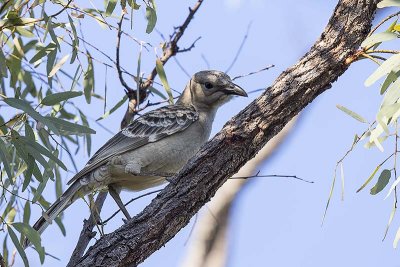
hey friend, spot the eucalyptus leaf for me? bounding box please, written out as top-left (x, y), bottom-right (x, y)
top-left (155, 58), bottom-right (174, 104)
top-left (365, 53), bottom-right (400, 87)
top-left (378, 0), bottom-right (400, 7)
top-left (8, 226), bottom-right (29, 267)
top-left (361, 32), bottom-right (398, 48)
top-left (145, 6), bottom-right (157, 33)
top-left (41, 91), bottom-right (82, 106)
top-left (336, 104), bottom-right (367, 123)
top-left (48, 54), bottom-right (70, 78)
top-left (83, 53), bottom-right (94, 104)
top-left (357, 165), bottom-right (381, 192)
top-left (370, 169), bottom-right (391, 195)
top-left (97, 95), bottom-right (128, 120)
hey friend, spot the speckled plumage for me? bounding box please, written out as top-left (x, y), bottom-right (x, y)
top-left (28, 70), bottom-right (247, 242)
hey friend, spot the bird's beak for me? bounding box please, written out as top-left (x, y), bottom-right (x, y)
top-left (225, 82), bottom-right (248, 97)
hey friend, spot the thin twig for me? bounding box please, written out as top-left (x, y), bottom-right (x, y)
top-left (229, 171), bottom-right (314, 183)
top-left (101, 189), bottom-right (162, 224)
top-left (232, 64), bottom-right (275, 81)
top-left (66, 192), bottom-right (108, 267)
top-left (368, 11), bottom-right (400, 37)
top-left (225, 22), bottom-right (252, 73)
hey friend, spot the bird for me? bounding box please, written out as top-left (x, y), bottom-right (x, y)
top-left (26, 70), bottom-right (247, 246)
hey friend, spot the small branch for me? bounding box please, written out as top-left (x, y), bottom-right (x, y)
top-left (229, 172), bottom-right (314, 183)
top-left (101, 189), bottom-right (162, 225)
top-left (368, 11), bottom-right (400, 37)
top-left (225, 22), bottom-right (252, 73)
top-left (116, 12), bottom-right (134, 93)
top-left (66, 192), bottom-right (108, 267)
top-left (232, 64), bottom-right (275, 81)
top-left (177, 36), bottom-right (202, 53)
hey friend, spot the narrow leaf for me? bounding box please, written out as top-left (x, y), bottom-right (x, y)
top-left (336, 104), bottom-right (367, 123)
top-left (41, 91), bottom-right (82, 106)
top-left (357, 165), bottom-right (381, 193)
top-left (8, 226), bottom-right (29, 267)
top-left (378, 0), bottom-right (400, 8)
top-left (370, 169), bottom-right (391, 195)
top-left (105, 0), bottom-right (118, 16)
top-left (365, 53), bottom-right (400, 87)
top-left (48, 54), bottom-right (70, 77)
top-left (361, 32), bottom-right (398, 48)
top-left (155, 58), bottom-right (173, 104)
top-left (97, 95), bottom-right (128, 120)
top-left (145, 6), bottom-right (157, 33)
top-left (83, 53), bottom-right (94, 104)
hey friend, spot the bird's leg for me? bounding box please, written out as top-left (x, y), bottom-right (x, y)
top-left (108, 185), bottom-right (132, 222)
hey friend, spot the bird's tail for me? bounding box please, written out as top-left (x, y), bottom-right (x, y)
top-left (24, 181), bottom-right (82, 249)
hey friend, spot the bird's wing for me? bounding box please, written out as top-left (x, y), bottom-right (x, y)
top-left (67, 105), bottom-right (199, 185)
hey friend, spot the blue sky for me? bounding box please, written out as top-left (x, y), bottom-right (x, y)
top-left (17, 0), bottom-right (400, 266)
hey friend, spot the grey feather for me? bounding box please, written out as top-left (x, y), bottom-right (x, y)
top-left (67, 105), bottom-right (198, 185)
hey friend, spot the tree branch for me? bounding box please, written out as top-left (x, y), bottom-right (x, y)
top-left (76, 0), bottom-right (379, 266)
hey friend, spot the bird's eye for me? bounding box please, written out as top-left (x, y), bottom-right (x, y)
top-left (204, 82), bottom-right (213, 89)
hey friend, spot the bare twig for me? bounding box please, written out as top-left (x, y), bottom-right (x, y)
top-left (66, 192), bottom-right (108, 267)
top-left (225, 22), bottom-right (252, 73)
top-left (101, 189), bottom-right (162, 225)
top-left (232, 64), bottom-right (275, 81)
top-left (229, 171), bottom-right (314, 183)
top-left (368, 11), bottom-right (400, 37)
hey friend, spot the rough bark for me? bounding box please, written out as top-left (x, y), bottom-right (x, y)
top-left (76, 0), bottom-right (379, 266)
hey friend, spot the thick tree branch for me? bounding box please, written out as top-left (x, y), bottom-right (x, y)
top-left (76, 0), bottom-right (379, 266)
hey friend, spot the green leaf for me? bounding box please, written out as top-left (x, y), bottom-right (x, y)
top-left (23, 201), bottom-right (31, 224)
top-left (0, 138), bottom-right (12, 179)
top-left (97, 95), bottom-right (128, 121)
top-left (361, 32), bottom-right (398, 48)
top-left (3, 98), bottom-right (59, 135)
top-left (13, 222), bottom-right (45, 263)
top-left (381, 78), bottom-right (400, 107)
top-left (357, 165), bottom-right (381, 193)
top-left (148, 86), bottom-right (167, 99)
top-left (365, 53), bottom-right (400, 87)
top-left (336, 104), bottom-right (367, 123)
top-left (370, 169), bottom-right (391, 195)
top-left (83, 53), bottom-right (94, 104)
top-left (68, 15), bottom-right (79, 64)
top-left (155, 58), bottom-right (173, 104)
top-left (0, 49), bottom-right (8, 78)
top-left (48, 54), bottom-right (70, 77)
top-left (105, 0), bottom-right (118, 16)
top-left (378, 0), bottom-right (400, 7)
top-left (8, 226), bottom-right (29, 267)
top-left (29, 43), bottom-right (57, 64)
top-left (54, 217), bottom-right (66, 236)
top-left (46, 117), bottom-right (96, 135)
top-left (41, 91), bottom-right (83, 106)
top-left (394, 225), bottom-right (400, 248)
top-left (380, 71), bottom-right (398, 95)
top-left (145, 6), bottom-right (157, 33)
top-left (18, 136), bottom-right (67, 170)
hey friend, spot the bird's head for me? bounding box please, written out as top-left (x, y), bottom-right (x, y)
top-left (177, 70), bottom-right (247, 110)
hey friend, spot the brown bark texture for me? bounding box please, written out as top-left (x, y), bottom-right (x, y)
top-left (76, 0), bottom-right (379, 266)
